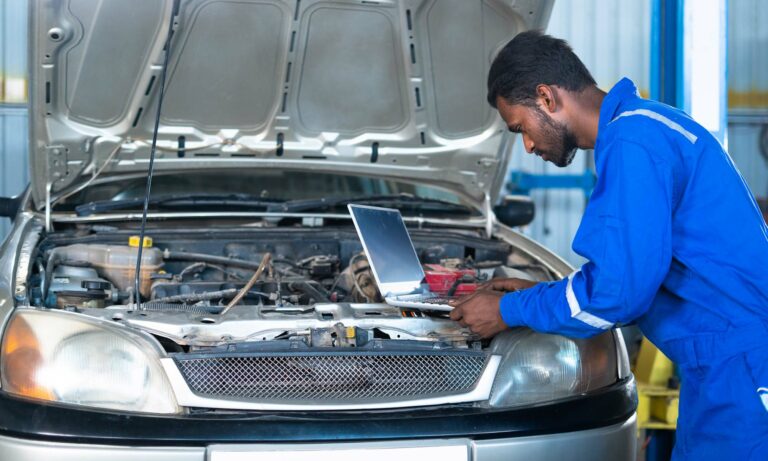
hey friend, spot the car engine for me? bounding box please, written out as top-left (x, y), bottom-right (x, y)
top-left (25, 226), bottom-right (554, 352)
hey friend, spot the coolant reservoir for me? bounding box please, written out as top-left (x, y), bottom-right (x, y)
top-left (50, 244), bottom-right (163, 298)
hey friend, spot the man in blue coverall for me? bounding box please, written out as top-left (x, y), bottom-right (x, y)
top-left (449, 30), bottom-right (768, 459)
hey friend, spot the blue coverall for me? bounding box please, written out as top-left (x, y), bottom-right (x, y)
top-left (499, 78), bottom-right (768, 460)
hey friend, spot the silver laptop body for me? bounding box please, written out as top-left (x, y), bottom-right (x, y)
top-left (347, 204), bottom-right (454, 311)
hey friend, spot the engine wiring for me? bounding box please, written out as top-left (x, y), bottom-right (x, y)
top-left (177, 262), bottom-right (245, 281)
top-left (221, 252), bottom-right (272, 315)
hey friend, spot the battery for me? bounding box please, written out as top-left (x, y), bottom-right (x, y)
top-left (423, 264), bottom-right (478, 296)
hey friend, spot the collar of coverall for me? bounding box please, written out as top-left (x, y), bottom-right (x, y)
top-left (597, 77), bottom-right (641, 137)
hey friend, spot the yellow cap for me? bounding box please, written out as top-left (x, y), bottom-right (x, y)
top-left (129, 236), bottom-right (153, 248)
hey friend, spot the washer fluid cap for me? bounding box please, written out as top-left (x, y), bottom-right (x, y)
top-left (129, 236), bottom-right (153, 248)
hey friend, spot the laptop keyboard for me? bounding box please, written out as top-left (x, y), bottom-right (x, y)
top-left (396, 294), bottom-right (454, 304)
top-left (421, 297), bottom-right (454, 305)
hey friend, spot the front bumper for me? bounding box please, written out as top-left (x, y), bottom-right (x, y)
top-left (0, 414), bottom-right (637, 461)
top-left (0, 377), bottom-right (636, 443)
top-left (0, 376), bottom-right (637, 459)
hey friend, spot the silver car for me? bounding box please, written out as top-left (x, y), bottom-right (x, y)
top-left (0, 0), bottom-right (636, 459)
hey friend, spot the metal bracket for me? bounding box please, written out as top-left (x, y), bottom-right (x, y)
top-left (45, 144), bottom-right (69, 231)
top-left (46, 144), bottom-right (69, 184)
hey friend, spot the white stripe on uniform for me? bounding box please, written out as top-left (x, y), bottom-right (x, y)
top-left (758, 387), bottom-right (768, 413)
top-left (612, 109), bottom-right (698, 144)
top-left (566, 271), bottom-right (613, 330)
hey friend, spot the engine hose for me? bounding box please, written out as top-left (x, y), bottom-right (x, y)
top-left (163, 250), bottom-right (263, 270)
top-left (288, 281), bottom-right (331, 303)
top-left (446, 274), bottom-right (478, 297)
top-left (221, 252), bottom-right (271, 315)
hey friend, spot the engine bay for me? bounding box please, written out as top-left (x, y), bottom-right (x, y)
top-left (23, 226), bottom-right (555, 351)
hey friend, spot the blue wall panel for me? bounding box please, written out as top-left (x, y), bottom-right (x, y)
top-left (0, 107), bottom-right (27, 241)
top-left (0, 0), bottom-right (28, 242)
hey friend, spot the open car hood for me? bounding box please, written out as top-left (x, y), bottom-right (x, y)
top-left (29, 0), bottom-right (553, 212)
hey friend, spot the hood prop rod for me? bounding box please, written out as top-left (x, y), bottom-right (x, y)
top-left (134, 0), bottom-right (180, 310)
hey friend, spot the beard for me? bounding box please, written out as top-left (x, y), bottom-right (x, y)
top-left (531, 106), bottom-right (579, 167)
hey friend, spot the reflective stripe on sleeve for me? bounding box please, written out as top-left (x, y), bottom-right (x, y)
top-left (758, 388), bottom-right (768, 413)
top-left (611, 109), bottom-right (698, 144)
top-left (566, 272), bottom-right (613, 330)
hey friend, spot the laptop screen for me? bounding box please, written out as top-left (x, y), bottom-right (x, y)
top-left (348, 204), bottom-right (425, 286)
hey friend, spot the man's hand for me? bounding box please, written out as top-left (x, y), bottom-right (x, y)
top-left (449, 289), bottom-right (508, 338)
top-left (449, 278), bottom-right (540, 338)
top-left (479, 277), bottom-right (538, 292)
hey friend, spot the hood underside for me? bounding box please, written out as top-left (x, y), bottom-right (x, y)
top-left (29, 0), bottom-right (553, 210)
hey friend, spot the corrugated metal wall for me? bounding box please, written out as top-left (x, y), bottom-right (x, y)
top-left (726, 0), bottom-right (768, 199)
top-left (513, 0), bottom-right (651, 265)
top-left (516, 0), bottom-right (768, 266)
top-left (0, 0), bottom-right (28, 242)
top-left (728, 0), bottom-right (768, 109)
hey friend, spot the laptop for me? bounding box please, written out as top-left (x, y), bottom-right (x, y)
top-left (348, 204), bottom-right (454, 311)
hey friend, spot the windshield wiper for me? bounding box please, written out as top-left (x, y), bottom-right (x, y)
top-left (267, 193), bottom-right (473, 215)
top-left (74, 193), bottom-right (472, 217)
top-left (74, 194), bottom-right (284, 217)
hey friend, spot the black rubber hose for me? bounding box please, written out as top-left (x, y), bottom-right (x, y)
top-left (288, 281), bottom-right (331, 303)
top-left (163, 251), bottom-right (263, 270)
top-left (446, 274), bottom-right (477, 297)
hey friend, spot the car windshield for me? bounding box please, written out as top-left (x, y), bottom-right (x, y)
top-left (55, 171), bottom-right (477, 216)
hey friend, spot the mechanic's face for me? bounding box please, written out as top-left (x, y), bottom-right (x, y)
top-left (495, 96), bottom-right (578, 167)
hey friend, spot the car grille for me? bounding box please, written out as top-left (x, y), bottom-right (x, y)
top-left (174, 351), bottom-right (488, 403)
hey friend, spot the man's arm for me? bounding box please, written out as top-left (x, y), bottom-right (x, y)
top-left (480, 278), bottom-right (538, 292)
top-left (452, 139), bottom-right (675, 338)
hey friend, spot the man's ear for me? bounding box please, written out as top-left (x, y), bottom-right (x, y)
top-left (535, 84), bottom-right (558, 113)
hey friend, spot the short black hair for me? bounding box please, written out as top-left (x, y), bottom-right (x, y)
top-left (487, 30), bottom-right (596, 108)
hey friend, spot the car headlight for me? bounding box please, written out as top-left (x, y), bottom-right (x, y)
top-left (0, 309), bottom-right (179, 414)
top-left (487, 328), bottom-right (618, 408)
